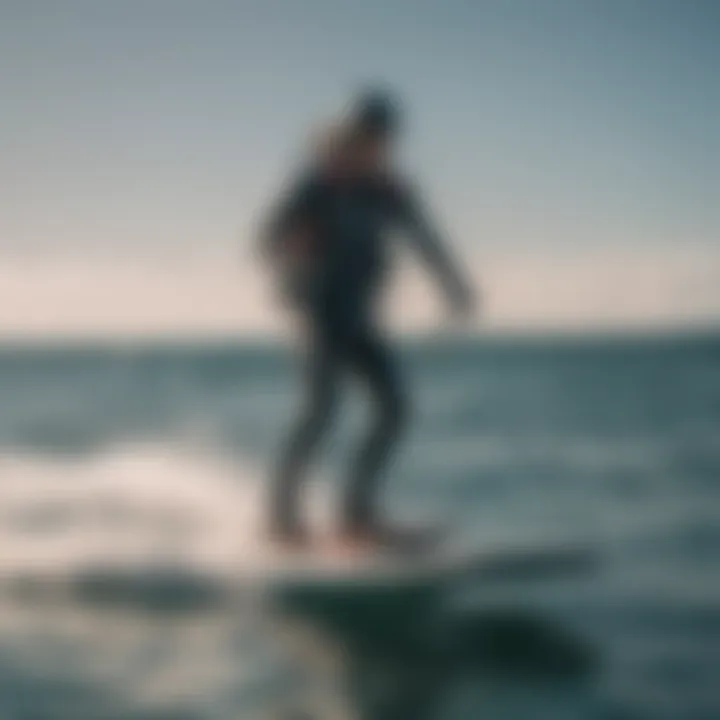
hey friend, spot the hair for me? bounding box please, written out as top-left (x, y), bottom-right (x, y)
top-left (350, 88), bottom-right (400, 137)
top-left (307, 89), bottom-right (400, 167)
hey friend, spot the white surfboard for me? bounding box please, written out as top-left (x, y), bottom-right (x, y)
top-left (16, 535), bottom-right (595, 615)
top-left (257, 536), bottom-right (597, 594)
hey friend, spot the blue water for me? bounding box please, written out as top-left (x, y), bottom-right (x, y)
top-left (0, 332), bottom-right (718, 719)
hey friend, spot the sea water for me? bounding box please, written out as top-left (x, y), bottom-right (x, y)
top-left (0, 332), bottom-right (718, 719)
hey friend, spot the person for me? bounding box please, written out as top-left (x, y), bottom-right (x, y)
top-left (259, 88), bottom-right (477, 551)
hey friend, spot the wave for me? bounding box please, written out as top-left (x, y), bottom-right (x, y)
top-left (0, 442), bottom-right (334, 579)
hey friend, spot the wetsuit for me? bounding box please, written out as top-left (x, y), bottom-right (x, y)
top-left (261, 167), bottom-right (468, 537)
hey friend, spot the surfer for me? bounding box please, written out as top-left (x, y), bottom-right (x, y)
top-left (259, 88), bottom-right (477, 551)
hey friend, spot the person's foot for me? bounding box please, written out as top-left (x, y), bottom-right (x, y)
top-left (329, 527), bottom-right (376, 558)
top-left (268, 522), bottom-right (313, 552)
top-left (337, 520), bottom-right (445, 557)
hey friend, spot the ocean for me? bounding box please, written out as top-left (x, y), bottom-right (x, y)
top-left (0, 332), bottom-right (718, 720)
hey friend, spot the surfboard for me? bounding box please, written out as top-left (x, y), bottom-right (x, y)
top-left (258, 536), bottom-right (598, 596)
top-left (255, 537), bottom-right (598, 653)
top-left (11, 534), bottom-right (596, 617)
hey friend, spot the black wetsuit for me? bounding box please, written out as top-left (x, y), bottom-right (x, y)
top-left (262, 167), bottom-right (466, 535)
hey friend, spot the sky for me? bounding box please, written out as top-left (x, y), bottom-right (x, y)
top-left (1, 0), bottom-right (719, 337)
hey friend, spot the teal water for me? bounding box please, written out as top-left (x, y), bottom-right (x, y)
top-left (0, 333), bottom-right (718, 719)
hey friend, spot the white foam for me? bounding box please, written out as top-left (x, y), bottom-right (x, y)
top-left (0, 443), bottom-right (335, 578)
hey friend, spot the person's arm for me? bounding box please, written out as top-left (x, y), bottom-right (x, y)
top-left (396, 182), bottom-right (477, 316)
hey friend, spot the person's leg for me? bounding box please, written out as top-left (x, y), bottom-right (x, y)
top-left (271, 332), bottom-right (338, 541)
top-left (341, 329), bottom-right (408, 534)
